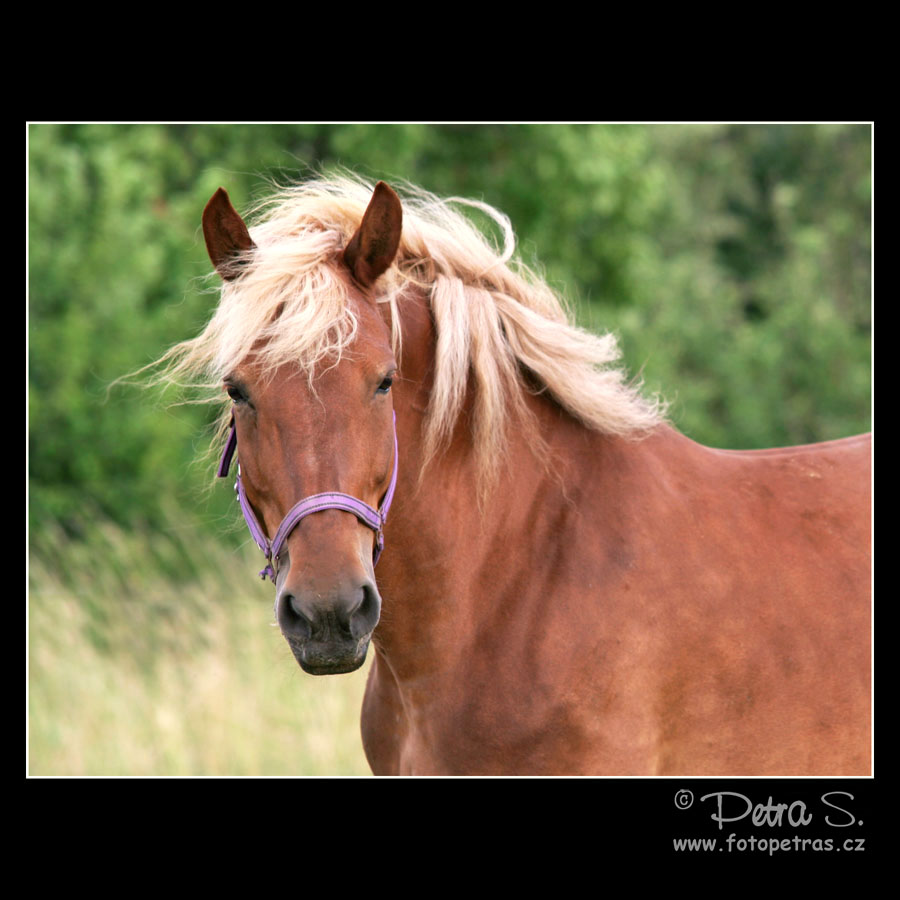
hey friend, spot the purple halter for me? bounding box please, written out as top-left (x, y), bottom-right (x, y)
top-left (217, 411), bottom-right (398, 582)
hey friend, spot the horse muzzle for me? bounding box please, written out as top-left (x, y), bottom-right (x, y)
top-left (274, 563), bottom-right (381, 675)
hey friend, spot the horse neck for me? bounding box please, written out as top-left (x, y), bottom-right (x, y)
top-left (372, 287), bottom-right (632, 678)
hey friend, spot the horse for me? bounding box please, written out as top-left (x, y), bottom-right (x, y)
top-left (166, 174), bottom-right (871, 775)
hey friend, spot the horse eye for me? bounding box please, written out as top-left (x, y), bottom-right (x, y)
top-left (376, 375), bottom-right (394, 395)
top-left (225, 383), bottom-right (248, 404)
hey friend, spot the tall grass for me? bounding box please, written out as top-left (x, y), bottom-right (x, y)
top-left (28, 517), bottom-right (373, 776)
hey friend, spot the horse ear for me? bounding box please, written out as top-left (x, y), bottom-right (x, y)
top-left (202, 187), bottom-right (256, 281)
top-left (342, 181), bottom-right (403, 288)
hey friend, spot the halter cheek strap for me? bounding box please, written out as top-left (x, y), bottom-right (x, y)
top-left (217, 412), bottom-right (398, 581)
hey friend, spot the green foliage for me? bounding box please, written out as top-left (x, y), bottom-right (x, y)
top-left (29, 123), bottom-right (871, 541)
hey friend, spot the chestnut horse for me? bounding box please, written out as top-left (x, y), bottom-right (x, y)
top-left (170, 175), bottom-right (870, 775)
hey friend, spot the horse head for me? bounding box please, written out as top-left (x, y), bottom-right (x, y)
top-left (203, 182), bottom-right (402, 675)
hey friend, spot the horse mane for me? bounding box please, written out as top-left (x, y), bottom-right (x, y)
top-left (159, 172), bottom-right (666, 486)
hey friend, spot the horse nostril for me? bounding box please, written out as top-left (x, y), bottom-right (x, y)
top-left (277, 591), bottom-right (312, 640)
top-left (349, 582), bottom-right (380, 640)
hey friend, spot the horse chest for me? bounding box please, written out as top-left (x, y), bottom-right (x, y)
top-left (361, 638), bottom-right (660, 776)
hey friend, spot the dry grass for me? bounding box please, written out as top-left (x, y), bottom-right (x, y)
top-left (28, 519), bottom-right (373, 777)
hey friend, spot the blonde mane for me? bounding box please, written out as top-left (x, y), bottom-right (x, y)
top-left (159, 173), bottom-right (666, 485)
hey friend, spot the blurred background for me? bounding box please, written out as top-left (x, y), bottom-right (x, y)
top-left (28, 123), bottom-right (872, 776)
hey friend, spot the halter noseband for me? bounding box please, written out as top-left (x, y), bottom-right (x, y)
top-left (217, 411), bottom-right (398, 581)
